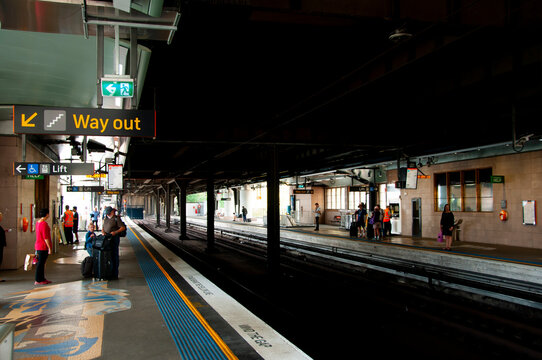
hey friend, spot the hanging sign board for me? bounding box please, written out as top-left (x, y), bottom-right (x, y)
top-left (405, 168), bottom-right (418, 189)
top-left (108, 164), bottom-right (123, 190)
top-left (14, 162), bottom-right (94, 176)
top-left (293, 189), bottom-right (314, 194)
top-left (13, 105), bottom-right (156, 137)
top-left (67, 186), bottom-right (105, 192)
top-left (349, 186), bottom-right (365, 192)
top-left (101, 76), bottom-right (134, 97)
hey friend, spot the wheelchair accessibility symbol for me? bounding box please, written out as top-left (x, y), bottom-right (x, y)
top-left (28, 164), bottom-right (39, 174)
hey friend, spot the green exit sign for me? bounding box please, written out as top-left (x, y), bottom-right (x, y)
top-left (23, 174), bottom-right (44, 180)
top-left (491, 175), bottom-right (505, 183)
top-left (101, 77), bottom-right (134, 98)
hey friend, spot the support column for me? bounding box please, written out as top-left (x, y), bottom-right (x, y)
top-left (206, 175), bottom-right (215, 252)
top-left (165, 183), bottom-right (171, 232)
top-left (96, 24), bottom-right (104, 109)
top-left (178, 181), bottom-right (188, 240)
top-left (155, 188), bottom-right (160, 227)
top-left (267, 146), bottom-right (280, 275)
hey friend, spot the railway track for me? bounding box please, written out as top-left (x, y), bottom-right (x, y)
top-left (137, 221), bottom-right (542, 359)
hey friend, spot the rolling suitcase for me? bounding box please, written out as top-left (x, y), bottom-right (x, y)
top-left (92, 248), bottom-right (113, 280)
top-left (92, 234), bottom-right (113, 280)
top-left (349, 214), bottom-right (358, 237)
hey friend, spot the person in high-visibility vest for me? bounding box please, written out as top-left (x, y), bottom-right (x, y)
top-left (382, 205), bottom-right (392, 239)
top-left (62, 205), bottom-right (74, 245)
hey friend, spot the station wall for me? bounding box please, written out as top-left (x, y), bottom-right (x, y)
top-left (394, 149), bottom-right (542, 249)
top-left (0, 136), bottom-right (60, 269)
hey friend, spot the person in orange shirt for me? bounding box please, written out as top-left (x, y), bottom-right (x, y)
top-left (62, 205), bottom-right (74, 245)
top-left (382, 205), bottom-right (392, 239)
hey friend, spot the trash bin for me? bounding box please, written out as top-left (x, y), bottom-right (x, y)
top-left (453, 219), bottom-right (462, 241)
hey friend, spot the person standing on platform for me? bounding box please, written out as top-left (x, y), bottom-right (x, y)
top-left (102, 206), bottom-right (126, 280)
top-left (91, 207), bottom-right (100, 230)
top-left (314, 203), bottom-right (321, 231)
top-left (372, 205), bottom-right (382, 240)
top-left (242, 206), bottom-right (248, 222)
top-left (382, 205), bottom-right (392, 239)
top-left (35, 208), bottom-right (52, 285)
top-left (440, 204), bottom-right (455, 251)
top-left (355, 203), bottom-right (367, 238)
top-left (0, 211), bottom-right (9, 282)
top-left (72, 206), bottom-right (79, 243)
top-left (62, 205), bottom-right (74, 245)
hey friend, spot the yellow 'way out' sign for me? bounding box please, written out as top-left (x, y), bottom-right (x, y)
top-left (13, 105), bottom-right (156, 137)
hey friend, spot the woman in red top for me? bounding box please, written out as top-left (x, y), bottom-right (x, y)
top-left (35, 208), bottom-right (53, 285)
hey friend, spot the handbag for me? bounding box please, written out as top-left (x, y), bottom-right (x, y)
top-left (437, 231), bottom-right (443, 243)
top-left (24, 254), bottom-right (35, 271)
top-left (368, 216), bottom-right (374, 225)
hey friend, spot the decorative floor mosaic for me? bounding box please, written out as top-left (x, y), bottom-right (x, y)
top-left (1, 281), bottom-right (131, 359)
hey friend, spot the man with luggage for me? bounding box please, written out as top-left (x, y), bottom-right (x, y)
top-left (102, 206), bottom-right (126, 280)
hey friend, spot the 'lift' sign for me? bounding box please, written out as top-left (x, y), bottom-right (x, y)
top-left (13, 105), bottom-right (156, 138)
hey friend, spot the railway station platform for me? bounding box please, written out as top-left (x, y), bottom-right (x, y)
top-left (183, 216), bottom-right (542, 288)
top-left (0, 218), bottom-right (310, 360)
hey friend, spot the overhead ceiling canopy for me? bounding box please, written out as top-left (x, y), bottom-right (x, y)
top-left (0, 0), bottom-right (172, 173)
top-left (3, 0), bottom-right (542, 194)
top-left (126, 0), bottom-right (542, 193)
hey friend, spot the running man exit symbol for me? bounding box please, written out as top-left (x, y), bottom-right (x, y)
top-left (120, 83), bottom-right (130, 96)
top-left (101, 79), bottom-right (134, 98)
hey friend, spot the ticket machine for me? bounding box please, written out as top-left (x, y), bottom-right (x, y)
top-left (389, 203), bottom-right (401, 234)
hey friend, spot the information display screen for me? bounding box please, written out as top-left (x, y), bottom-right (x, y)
top-left (108, 164), bottom-right (123, 190)
top-left (405, 168), bottom-right (418, 189)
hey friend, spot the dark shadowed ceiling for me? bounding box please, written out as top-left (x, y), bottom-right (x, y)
top-left (127, 0), bottom-right (542, 192)
top-left (3, 0), bottom-right (542, 193)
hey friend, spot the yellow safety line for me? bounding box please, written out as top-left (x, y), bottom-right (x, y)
top-left (129, 226), bottom-right (239, 360)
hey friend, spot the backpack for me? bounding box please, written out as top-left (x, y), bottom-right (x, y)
top-left (117, 216), bottom-right (127, 237)
top-left (81, 256), bottom-right (94, 278)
